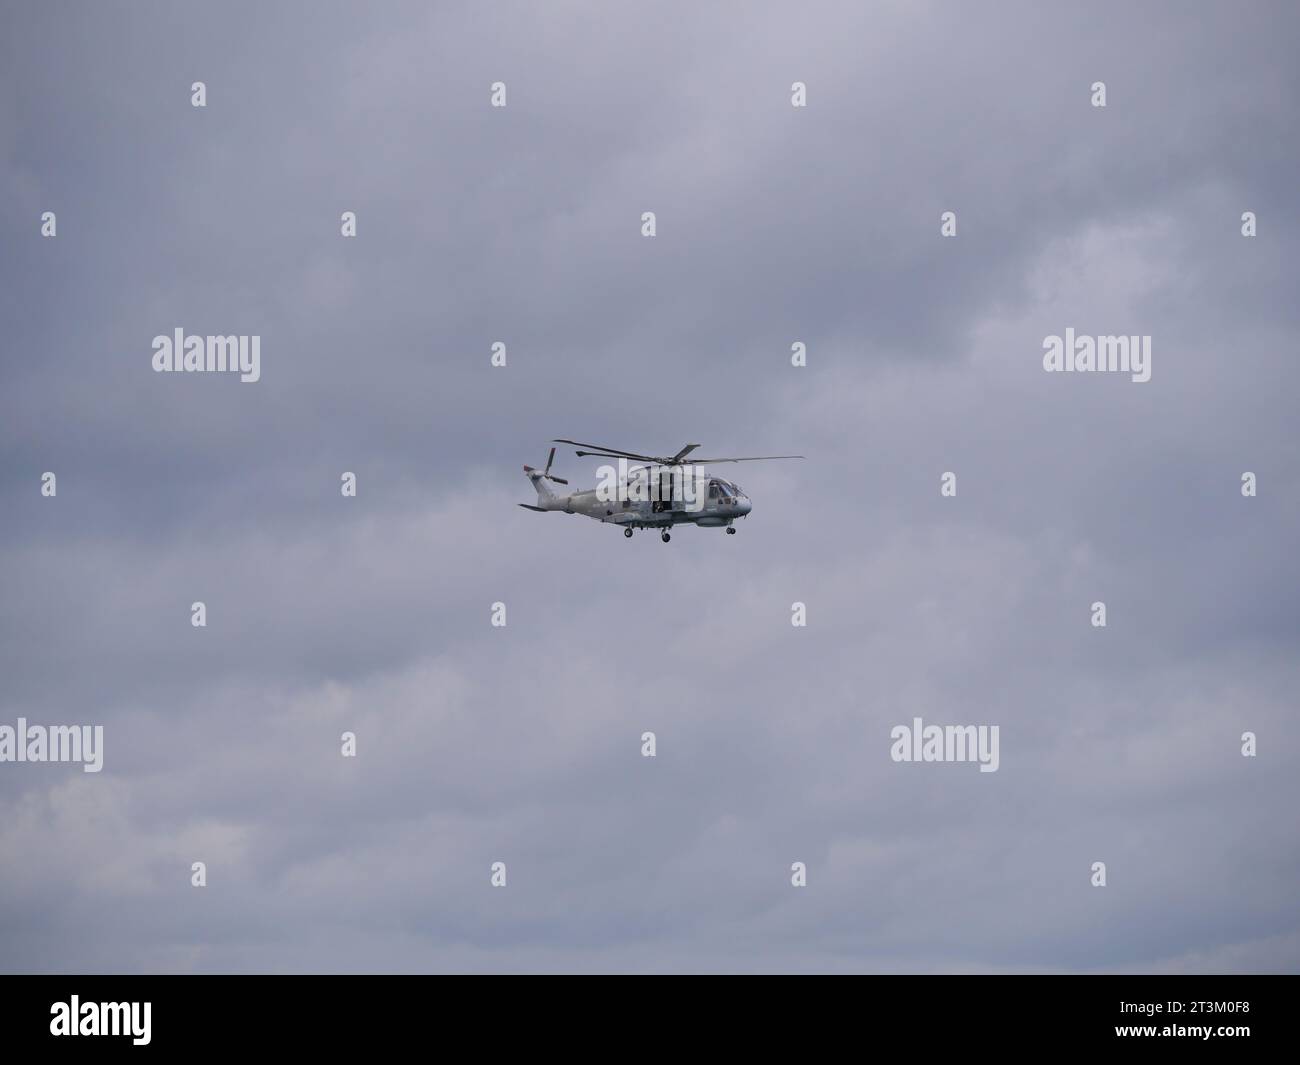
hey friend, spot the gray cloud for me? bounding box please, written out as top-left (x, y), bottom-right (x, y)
top-left (1, 0), bottom-right (1297, 973)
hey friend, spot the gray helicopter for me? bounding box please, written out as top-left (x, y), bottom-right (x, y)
top-left (519, 439), bottom-right (804, 541)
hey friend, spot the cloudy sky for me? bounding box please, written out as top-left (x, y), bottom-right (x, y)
top-left (1, 0), bottom-right (1297, 973)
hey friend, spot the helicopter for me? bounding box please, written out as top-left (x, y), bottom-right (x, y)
top-left (519, 439), bottom-right (804, 541)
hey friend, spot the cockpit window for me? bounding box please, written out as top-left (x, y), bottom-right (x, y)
top-left (708, 482), bottom-right (721, 498)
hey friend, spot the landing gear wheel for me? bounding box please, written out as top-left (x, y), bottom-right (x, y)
top-left (624, 527), bottom-right (633, 538)
top-left (726, 527), bottom-right (736, 535)
top-left (661, 531), bottom-right (671, 543)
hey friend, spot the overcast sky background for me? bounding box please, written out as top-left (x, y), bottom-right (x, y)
top-left (1, 0), bottom-right (1297, 973)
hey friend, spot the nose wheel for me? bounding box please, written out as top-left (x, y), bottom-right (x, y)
top-left (661, 531), bottom-right (671, 542)
top-left (726, 527), bottom-right (736, 535)
top-left (624, 527), bottom-right (633, 538)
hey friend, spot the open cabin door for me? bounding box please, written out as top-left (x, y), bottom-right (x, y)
top-left (651, 467), bottom-right (672, 515)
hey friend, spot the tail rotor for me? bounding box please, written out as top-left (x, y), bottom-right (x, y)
top-left (540, 447), bottom-right (568, 485)
top-left (520, 447), bottom-right (570, 512)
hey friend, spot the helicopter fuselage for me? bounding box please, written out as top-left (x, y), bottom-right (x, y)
top-left (550, 482), bottom-right (750, 529)
top-left (521, 441), bottom-right (801, 539)
top-left (523, 466), bottom-right (751, 531)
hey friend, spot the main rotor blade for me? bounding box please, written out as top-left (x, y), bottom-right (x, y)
top-left (552, 439), bottom-right (659, 462)
top-left (672, 443), bottom-right (701, 462)
top-left (685, 455), bottom-right (806, 464)
top-left (574, 449), bottom-right (666, 464)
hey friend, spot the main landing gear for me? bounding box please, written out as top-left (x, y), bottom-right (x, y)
top-left (624, 527), bottom-right (633, 538)
top-left (661, 531), bottom-right (671, 542)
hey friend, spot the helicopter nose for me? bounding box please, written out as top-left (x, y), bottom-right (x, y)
top-left (738, 497), bottom-right (752, 516)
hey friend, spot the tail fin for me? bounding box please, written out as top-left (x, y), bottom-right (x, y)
top-left (522, 465), bottom-right (563, 509)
